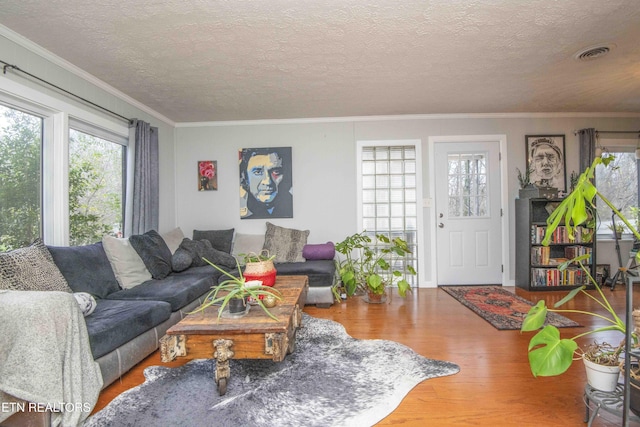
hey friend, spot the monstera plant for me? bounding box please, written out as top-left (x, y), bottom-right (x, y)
top-left (521, 155), bottom-right (640, 378)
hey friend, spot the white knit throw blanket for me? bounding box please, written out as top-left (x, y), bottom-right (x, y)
top-left (0, 290), bottom-right (103, 426)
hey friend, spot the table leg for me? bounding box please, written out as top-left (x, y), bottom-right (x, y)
top-left (213, 339), bottom-right (234, 396)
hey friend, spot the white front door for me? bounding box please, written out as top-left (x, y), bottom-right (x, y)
top-left (434, 140), bottom-right (503, 285)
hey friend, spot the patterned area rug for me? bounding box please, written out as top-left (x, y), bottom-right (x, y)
top-left (84, 314), bottom-right (460, 427)
top-left (440, 285), bottom-right (580, 330)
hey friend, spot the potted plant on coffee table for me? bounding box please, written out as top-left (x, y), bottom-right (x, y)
top-left (191, 258), bottom-right (282, 321)
top-left (521, 155), bottom-right (640, 391)
top-left (335, 231), bottom-right (416, 303)
top-left (239, 250), bottom-right (277, 287)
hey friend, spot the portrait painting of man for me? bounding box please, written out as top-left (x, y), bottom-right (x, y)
top-left (526, 135), bottom-right (566, 191)
top-left (239, 147), bottom-right (293, 219)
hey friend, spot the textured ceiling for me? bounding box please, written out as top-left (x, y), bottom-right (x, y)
top-left (1, 0), bottom-right (640, 123)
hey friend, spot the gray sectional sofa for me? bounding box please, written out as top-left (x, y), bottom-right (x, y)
top-left (45, 228), bottom-right (336, 388)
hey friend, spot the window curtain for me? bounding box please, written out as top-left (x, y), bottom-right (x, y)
top-left (125, 119), bottom-right (159, 236)
top-left (577, 128), bottom-right (596, 173)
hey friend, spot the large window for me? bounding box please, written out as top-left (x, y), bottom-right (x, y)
top-left (595, 151), bottom-right (639, 234)
top-left (360, 145), bottom-right (419, 285)
top-left (0, 104), bottom-right (43, 250)
top-left (69, 129), bottom-right (125, 245)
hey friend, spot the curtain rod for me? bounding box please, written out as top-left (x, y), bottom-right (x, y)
top-left (574, 129), bottom-right (640, 135)
top-left (1, 59), bottom-right (132, 124)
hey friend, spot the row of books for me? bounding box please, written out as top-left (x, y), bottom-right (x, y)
top-left (530, 245), bottom-right (592, 266)
top-left (530, 225), bottom-right (592, 244)
top-left (531, 267), bottom-right (587, 287)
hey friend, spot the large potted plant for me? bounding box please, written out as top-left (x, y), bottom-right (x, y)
top-left (521, 155), bottom-right (640, 390)
top-left (335, 231), bottom-right (416, 303)
top-left (191, 258), bottom-right (282, 320)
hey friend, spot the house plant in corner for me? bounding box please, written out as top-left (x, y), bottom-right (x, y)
top-left (191, 257), bottom-right (282, 320)
top-left (521, 154), bottom-right (640, 392)
top-left (335, 231), bottom-right (416, 303)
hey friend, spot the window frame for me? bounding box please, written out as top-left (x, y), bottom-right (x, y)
top-left (356, 140), bottom-right (424, 287)
top-left (0, 77), bottom-right (129, 246)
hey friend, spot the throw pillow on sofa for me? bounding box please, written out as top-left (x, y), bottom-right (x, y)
top-left (303, 242), bottom-right (336, 260)
top-left (263, 222), bottom-right (309, 263)
top-left (129, 230), bottom-right (174, 280)
top-left (172, 238), bottom-right (236, 272)
top-left (192, 228), bottom-right (234, 254)
top-left (102, 235), bottom-right (152, 289)
top-left (161, 227), bottom-right (186, 254)
top-left (0, 238), bottom-right (72, 292)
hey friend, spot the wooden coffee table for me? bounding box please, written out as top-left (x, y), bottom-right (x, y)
top-left (159, 275), bottom-right (308, 395)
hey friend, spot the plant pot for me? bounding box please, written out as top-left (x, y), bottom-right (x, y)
top-left (364, 290), bottom-right (387, 304)
top-left (630, 376), bottom-right (640, 416)
top-left (228, 297), bottom-right (248, 314)
top-left (244, 260), bottom-right (277, 287)
top-left (583, 355), bottom-right (620, 392)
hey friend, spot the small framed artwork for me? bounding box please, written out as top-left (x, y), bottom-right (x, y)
top-left (526, 135), bottom-right (566, 191)
top-left (595, 264), bottom-right (610, 287)
top-left (198, 160), bottom-right (217, 191)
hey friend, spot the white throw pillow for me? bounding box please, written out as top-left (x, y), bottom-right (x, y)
top-left (102, 235), bottom-right (152, 289)
top-left (161, 227), bottom-right (185, 254)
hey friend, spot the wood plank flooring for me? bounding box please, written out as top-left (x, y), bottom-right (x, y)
top-left (94, 285), bottom-right (640, 426)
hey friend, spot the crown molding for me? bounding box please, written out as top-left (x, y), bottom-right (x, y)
top-left (0, 25), bottom-right (175, 127)
top-left (176, 111), bottom-right (640, 127)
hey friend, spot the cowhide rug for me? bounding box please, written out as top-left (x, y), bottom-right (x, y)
top-left (85, 314), bottom-right (459, 427)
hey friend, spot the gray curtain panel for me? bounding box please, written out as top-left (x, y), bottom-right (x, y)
top-left (578, 128), bottom-right (596, 173)
top-left (129, 119), bottom-right (159, 235)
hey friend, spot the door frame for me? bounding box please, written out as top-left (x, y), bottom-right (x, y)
top-left (427, 135), bottom-right (510, 287)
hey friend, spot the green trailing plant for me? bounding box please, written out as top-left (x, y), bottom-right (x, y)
top-left (191, 257), bottom-right (282, 321)
top-left (521, 155), bottom-right (640, 377)
top-left (335, 231), bottom-right (416, 298)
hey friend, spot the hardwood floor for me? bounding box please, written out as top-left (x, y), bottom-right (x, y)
top-left (94, 285), bottom-right (640, 426)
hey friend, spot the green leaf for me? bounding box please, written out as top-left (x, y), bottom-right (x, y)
top-left (367, 274), bottom-right (383, 291)
top-left (521, 300), bottom-right (548, 332)
top-left (397, 279), bottom-right (411, 297)
top-left (527, 325), bottom-right (578, 377)
top-left (553, 286), bottom-right (585, 308)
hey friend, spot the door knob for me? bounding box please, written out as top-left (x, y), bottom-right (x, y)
top-left (438, 223), bottom-right (444, 228)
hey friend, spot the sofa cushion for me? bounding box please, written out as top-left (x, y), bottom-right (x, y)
top-left (84, 299), bottom-right (172, 359)
top-left (231, 233), bottom-right (265, 263)
top-left (174, 238), bottom-right (237, 270)
top-left (161, 227), bottom-right (185, 254)
top-left (129, 230), bottom-right (173, 280)
top-left (272, 260), bottom-right (336, 287)
top-left (0, 239), bottom-right (72, 292)
top-left (263, 222), bottom-right (309, 263)
top-left (48, 242), bottom-right (120, 298)
top-left (303, 242), bottom-right (336, 260)
top-left (102, 235), bottom-right (152, 289)
top-left (193, 229), bottom-right (234, 254)
top-left (106, 272), bottom-right (214, 311)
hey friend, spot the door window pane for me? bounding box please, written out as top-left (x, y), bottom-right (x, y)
top-left (0, 105), bottom-right (42, 250)
top-left (69, 129), bottom-right (124, 245)
top-left (447, 153), bottom-right (488, 217)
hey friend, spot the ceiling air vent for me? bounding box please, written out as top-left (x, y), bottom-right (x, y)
top-left (573, 44), bottom-right (615, 61)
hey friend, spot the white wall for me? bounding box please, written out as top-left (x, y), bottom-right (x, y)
top-left (176, 115), bottom-right (640, 286)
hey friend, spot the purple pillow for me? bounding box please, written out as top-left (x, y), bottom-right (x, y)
top-left (302, 242), bottom-right (335, 261)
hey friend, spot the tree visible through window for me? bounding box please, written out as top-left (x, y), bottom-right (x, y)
top-left (595, 152), bottom-right (639, 233)
top-left (69, 129), bottom-right (124, 245)
top-left (0, 105), bottom-right (42, 250)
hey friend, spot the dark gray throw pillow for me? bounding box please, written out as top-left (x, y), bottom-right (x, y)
top-left (129, 230), bottom-right (173, 279)
top-left (175, 238), bottom-right (236, 270)
top-left (192, 229), bottom-right (235, 254)
top-left (171, 245), bottom-right (194, 272)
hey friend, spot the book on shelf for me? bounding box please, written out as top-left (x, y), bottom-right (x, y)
top-left (530, 225), bottom-right (590, 244)
top-left (531, 267), bottom-right (586, 287)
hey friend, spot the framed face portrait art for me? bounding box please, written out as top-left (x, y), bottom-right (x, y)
top-left (198, 160), bottom-right (217, 191)
top-left (525, 135), bottom-right (566, 191)
top-left (239, 147), bottom-right (293, 219)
